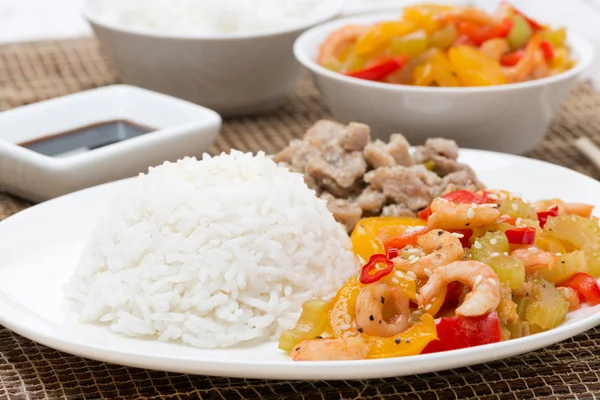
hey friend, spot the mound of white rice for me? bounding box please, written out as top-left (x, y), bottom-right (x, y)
top-left (64, 150), bottom-right (359, 348)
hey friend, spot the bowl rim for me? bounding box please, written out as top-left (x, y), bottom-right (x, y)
top-left (293, 10), bottom-right (595, 93)
top-left (81, 0), bottom-right (345, 41)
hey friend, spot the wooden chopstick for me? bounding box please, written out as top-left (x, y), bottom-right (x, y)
top-left (575, 137), bottom-right (600, 171)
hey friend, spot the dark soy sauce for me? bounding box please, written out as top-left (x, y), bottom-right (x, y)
top-left (18, 119), bottom-right (156, 157)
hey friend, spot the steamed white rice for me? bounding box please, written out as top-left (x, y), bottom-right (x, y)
top-left (64, 150), bottom-right (359, 348)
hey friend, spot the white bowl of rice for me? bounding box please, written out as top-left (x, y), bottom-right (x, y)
top-left (82, 0), bottom-right (344, 116)
top-left (64, 150), bottom-right (360, 349)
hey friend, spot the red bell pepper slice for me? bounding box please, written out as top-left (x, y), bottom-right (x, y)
top-left (562, 273), bottom-right (600, 306)
top-left (345, 55), bottom-right (407, 81)
top-left (418, 190), bottom-right (496, 220)
top-left (359, 254), bottom-right (394, 284)
top-left (539, 40), bottom-right (555, 62)
top-left (449, 229), bottom-right (473, 248)
top-left (383, 227), bottom-right (429, 254)
top-left (500, 49), bottom-right (525, 66)
top-left (443, 282), bottom-right (465, 309)
top-left (456, 18), bottom-right (513, 46)
top-left (537, 205), bottom-right (559, 228)
top-left (505, 226), bottom-right (536, 244)
top-left (421, 312), bottom-right (502, 354)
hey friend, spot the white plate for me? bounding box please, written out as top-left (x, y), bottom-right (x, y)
top-left (1, 149), bottom-right (600, 381)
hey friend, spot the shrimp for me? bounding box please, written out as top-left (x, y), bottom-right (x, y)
top-left (530, 49), bottom-right (549, 80)
top-left (557, 287), bottom-right (580, 311)
top-left (290, 336), bottom-right (371, 361)
top-left (510, 246), bottom-right (558, 275)
top-left (502, 35), bottom-right (542, 83)
top-left (480, 38), bottom-right (509, 62)
top-left (393, 229), bottom-right (464, 278)
top-left (317, 25), bottom-right (368, 65)
top-left (532, 199), bottom-right (594, 218)
top-left (427, 198), bottom-right (501, 231)
top-left (355, 283), bottom-right (411, 337)
top-left (419, 260), bottom-right (501, 317)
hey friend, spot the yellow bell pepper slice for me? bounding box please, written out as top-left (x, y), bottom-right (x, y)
top-left (448, 45), bottom-right (506, 86)
top-left (328, 277), bottom-right (362, 338)
top-left (278, 299), bottom-right (331, 353)
top-left (351, 217), bottom-right (426, 263)
top-left (365, 313), bottom-right (438, 359)
top-left (355, 20), bottom-right (418, 56)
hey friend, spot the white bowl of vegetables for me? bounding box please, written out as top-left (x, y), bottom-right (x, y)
top-left (294, 3), bottom-right (594, 154)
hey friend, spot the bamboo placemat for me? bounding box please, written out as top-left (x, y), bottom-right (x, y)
top-left (2, 38), bottom-right (600, 400)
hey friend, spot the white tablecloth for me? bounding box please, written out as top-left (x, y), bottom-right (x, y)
top-left (1, 0), bottom-right (599, 85)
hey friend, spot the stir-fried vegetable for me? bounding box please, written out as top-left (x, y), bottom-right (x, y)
top-left (318, 2), bottom-right (574, 86)
top-left (282, 189), bottom-right (597, 362)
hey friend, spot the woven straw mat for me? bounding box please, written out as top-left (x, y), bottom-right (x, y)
top-left (1, 38), bottom-right (600, 400)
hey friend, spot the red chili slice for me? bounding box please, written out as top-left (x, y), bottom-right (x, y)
top-left (359, 254), bottom-right (394, 284)
top-left (386, 247), bottom-right (399, 260)
top-left (505, 226), bottom-right (536, 244)
top-left (537, 206), bottom-right (559, 228)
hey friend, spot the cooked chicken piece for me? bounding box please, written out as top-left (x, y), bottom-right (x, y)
top-left (365, 166), bottom-right (440, 211)
top-left (436, 169), bottom-right (485, 197)
top-left (356, 188), bottom-right (386, 213)
top-left (381, 204), bottom-right (417, 217)
top-left (321, 193), bottom-right (363, 233)
top-left (306, 152), bottom-right (367, 189)
top-left (340, 122), bottom-right (371, 151)
top-left (363, 134), bottom-right (414, 169)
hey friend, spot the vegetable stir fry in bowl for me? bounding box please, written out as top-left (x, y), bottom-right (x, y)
top-left (279, 190), bottom-right (600, 361)
top-left (318, 2), bottom-right (574, 86)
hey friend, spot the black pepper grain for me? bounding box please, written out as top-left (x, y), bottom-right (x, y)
top-left (465, 223), bottom-right (470, 226)
top-left (369, 315), bottom-right (374, 321)
top-left (358, 328), bottom-right (363, 333)
top-left (437, 231), bottom-right (443, 236)
top-left (405, 339), bottom-right (411, 344)
top-left (381, 296), bottom-right (385, 304)
top-left (295, 347), bottom-right (300, 351)
top-left (395, 338), bottom-right (401, 344)
top-left (379, 320), bottom-right (382, 324)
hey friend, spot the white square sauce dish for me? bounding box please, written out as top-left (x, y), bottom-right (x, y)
top-left (0, 85), bottom-right (221, 202)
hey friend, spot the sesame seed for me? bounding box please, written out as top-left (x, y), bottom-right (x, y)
top-left (340, 323), bottom-right (351, 330)
top-left (424, 268), bottom-right (432, 277)
top-left (409, 257), bottom-right (420, 264)
top-left (408, 255), bottom-right (416, 261)
top-left (391, 277), bottom-right (400, 284)
top-left (471, 203), bottom-right (478, 208)
top-left (490, 252), bottom-right (500, 258)
top-left (503, 252), bottom-right (508, 256)
top-left (555, 252), bottom-right (562, 256)
top-left (516, 218), bottom-right (523, 226)
top-left (488, 278), bottom-right (497, 286)
top-left (452, 232), bottom-right (465, 238)
top-left (528, 247), bottom-right (538, 253)
top-left (415, 294), bottom-right (422, 303)
top-left (467, 208), bottom-right (475, 219)
top-left (474, 275), bottom-right (483, 285)
top-left (439, 198), bottom-right (449, 203)
top-left (480, 203), bottom-right (498, 208)
top-left (501, 214), bottom-right (510, 219)
top-left (424, 304), bottom-right (431, 310)
top-left (394, 271), bottom-right (405, 278)
top-left (474, 242), bottom-right (483, 249)
top-left (512, 203), bottom-right (518, 211)
top-left (490, 238), bottom-right (497, 245)
top-left (407, 271), bottom-right (417, 279)
top-left (488, 194), bottom-right (500, 200)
